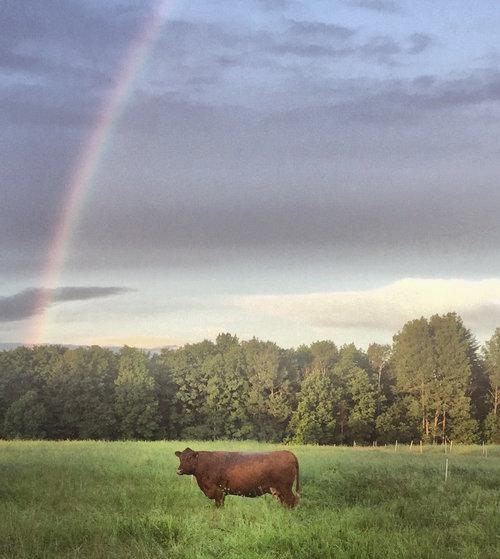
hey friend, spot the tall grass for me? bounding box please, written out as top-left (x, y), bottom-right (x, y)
top-left (1, 441), bottom-right (499, 558)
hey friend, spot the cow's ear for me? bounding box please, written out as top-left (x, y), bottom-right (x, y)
top-left (185, 447), bottom-right (193, 453)
top-left (175, 451), bottom-right (181, 457)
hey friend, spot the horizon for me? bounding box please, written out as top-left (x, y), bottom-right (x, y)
top-left (2, 1), bottom-right (500, 348)
top-left (1, 306), bottom-right (498, 352)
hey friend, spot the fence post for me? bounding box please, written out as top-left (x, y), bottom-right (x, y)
top-left (444, 458), bottom-right (449, 482)
top-left (394, 440), bottom-right (398, 452)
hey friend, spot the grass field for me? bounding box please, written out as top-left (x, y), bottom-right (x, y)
top-left (0, 440), bottom-right (499, 559)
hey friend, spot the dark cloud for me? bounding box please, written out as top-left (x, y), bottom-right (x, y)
top-left (344, 0), bottom-right (401, 13)
top-left (406, 32), bottom-right (433, 54)
top-left (360, 35), bottom-right (401, 65)
top-left (2, 64), bottom-right (500, 279)
top-left (269, 42), bottom-right (354, 58)
top-left (286, 20), bottom-right (356, 40)
top-left (259, 22), bottom-right (430, 65)
top-left (0, 0), bottom-right (153, 58)
top-left (267, 70), bottom-right (500, 125)
top-left (0, 287), bottom-right (134, 322)
top-left (61, 181), bottom-right (500, 275)
top-left (256, 0), bottom-right (294, 10)
top-left (262, 19), bottom-right (356, 59)
top-left (461, 303), bottom-right (500, 331)
top-left (0, 1), bottom-right (157, 130)
top-left (1, 0), bottom-right (499, 286)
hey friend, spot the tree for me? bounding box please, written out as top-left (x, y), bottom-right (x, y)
top-left (483, 329), bottom-right (500, 442)
top-left (288, 367), bottom-right (339, 444)
top-left (0, 345), bottom-right (65, 432)
top-left (393, 314), bottom-right (479, 443)
top-left (149, 352), bottom-right (175, 438)
top-left (3, 390), bottom-right (47, 439)
top-left (308, 341), bottom-right (339, 372)
top-left (333, 346), bottom-right (376, 444)
top-left (392, 318), bottom-right (436, 440)
top-left (115, 347), bottom-right (160, 439)
top-left (166, 340), bottom-right (217, 438)
top-left (243, 339), bottom-right (294, 441)
top-left (204, 344), bottom-right (252, 439)
top-left (429, 313), bottom-right (479, 443)
top-left (367, 343), bottom-right (393, 408)
top-left (375, 396), bottom-right (421, 443)
top-left (46, 346), bottom-right (117, 439)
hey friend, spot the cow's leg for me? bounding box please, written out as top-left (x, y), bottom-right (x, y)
top-left (202, 484), bottom-right (225, 507)
top-left (277, 486), bottom-right (298, 508)
top-left (270, 487), bottom-right (285, 506)
top-left (214, 491), bottom-right (225, 508)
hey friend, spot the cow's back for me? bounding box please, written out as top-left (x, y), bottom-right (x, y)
top-left (196, 450), bottom-right (298, 498)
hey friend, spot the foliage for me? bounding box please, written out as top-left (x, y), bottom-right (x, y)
top-left (0, 312), bottom-right (499, 443)
top-left (115, 347), bottom-right (160, 439)
top-left (289, 367), bottom-right (339, 444)
top-left (483, 329), bottom-right (500, 442)
top-left (2, 390), bottom-right (47, 439)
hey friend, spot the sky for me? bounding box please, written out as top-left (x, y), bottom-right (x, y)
top-left (1, 0), bottom-right (500, 349)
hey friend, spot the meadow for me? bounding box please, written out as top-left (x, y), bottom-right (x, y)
top-left (0, 441), bottom-right (499, 559)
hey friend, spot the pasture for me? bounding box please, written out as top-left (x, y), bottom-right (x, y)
top-left (0, 441), bottom-right (499, 559)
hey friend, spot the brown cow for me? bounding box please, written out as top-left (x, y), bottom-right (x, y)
top-left (175, 448), bottom-right (300, 508)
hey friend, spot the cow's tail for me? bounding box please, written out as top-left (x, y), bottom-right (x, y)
top-left (294, 455), bottom-right (300, 503)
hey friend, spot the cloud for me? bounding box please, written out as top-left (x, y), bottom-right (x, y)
top-left (406, 32), bottom-right (433, 54)
top-left (360, 35), bottom-right (401, 65)
top-left (286, 20), bottom-right (356, 41)
top-left (256, 0), bottom-right (294, 10)
top-left (344, 0), bottom-right (401, 14)
top-left (0, 287), bottom-right (134, 322)
top-left (256, 21), bottom-right (428, 65)
top-left (233, 279), bottom-right (500, 333)
top-left (267, 69), bottom-right (500, 126)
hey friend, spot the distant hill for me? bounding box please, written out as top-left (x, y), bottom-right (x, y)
top-left (0, 342), bottom-right (178, 353)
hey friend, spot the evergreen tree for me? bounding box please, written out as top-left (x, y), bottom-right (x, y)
top-left (392, 318), bottom-right (436, 440)
top-left (429, 313), bottom-right (479, 443)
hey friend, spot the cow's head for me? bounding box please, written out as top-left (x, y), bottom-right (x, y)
top-left (175, 447), bottom-right (198, 475)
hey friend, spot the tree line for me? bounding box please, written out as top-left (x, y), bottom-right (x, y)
top-left (0, 312), bottom-right (499, 444)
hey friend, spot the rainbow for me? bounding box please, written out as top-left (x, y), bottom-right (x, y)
top-left (26, 0), bottom-right (177, 345)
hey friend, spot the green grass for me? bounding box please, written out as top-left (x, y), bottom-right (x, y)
top-left (0, 441), bottom-right (499, 559)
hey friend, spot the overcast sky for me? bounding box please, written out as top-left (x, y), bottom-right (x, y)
top-left (1, 0), bottom-right (500, 348)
